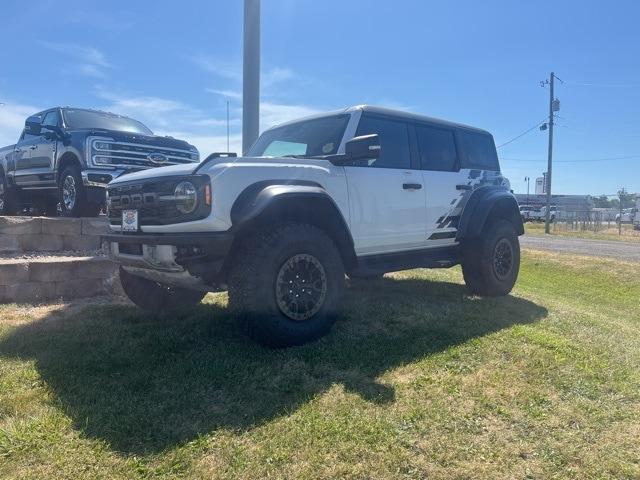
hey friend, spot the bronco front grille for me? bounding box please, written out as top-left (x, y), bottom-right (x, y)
top-left (90, 137), bottom-right (199, 169)
top-left (107, 175), bottom-right (211, 226)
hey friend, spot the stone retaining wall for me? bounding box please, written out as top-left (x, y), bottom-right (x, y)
top-left (0, 216), bottom-right (119, 304)
top-left (0, 216), bottom-right (109, 254)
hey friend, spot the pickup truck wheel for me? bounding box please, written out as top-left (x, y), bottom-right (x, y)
top-left (227, 223), bottom-right (345, 348)
top-left (119, 267), bottom-right (207, 313)
top-left (0, 170), bottom-right (19, 216)
top-left (59, 166), bottom-right (93, 217)
top-left (461, 219), bottom-right (520, 297)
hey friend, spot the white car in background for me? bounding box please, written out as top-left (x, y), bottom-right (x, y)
top-left (616, 208), bottom-right (637, 224)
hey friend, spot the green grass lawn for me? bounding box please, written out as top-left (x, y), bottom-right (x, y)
top-left (526, 221), bottom-right (640, 243)
top-left (1, 251), bottom-right (638, 479)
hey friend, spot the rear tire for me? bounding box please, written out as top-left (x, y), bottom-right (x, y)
top-left (227, 223), bottom-right (345, 348)
top-left (461, 219), bottom-right (520, 297)
top-left (119, 266), bottom-right (207, 313)
top-left (0, 169), bottom-right (19, 216)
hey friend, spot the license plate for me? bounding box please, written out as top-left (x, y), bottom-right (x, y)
top-left (122, 210), bottom-right (139, 232)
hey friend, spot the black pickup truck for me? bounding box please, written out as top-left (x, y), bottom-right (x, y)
top-left (0, 107), bottom-right (199, 217)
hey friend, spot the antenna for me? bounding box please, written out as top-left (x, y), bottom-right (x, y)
top-left (226, 100), bottom-right (230, 152)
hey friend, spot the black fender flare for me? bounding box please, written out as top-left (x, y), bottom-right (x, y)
top-left (230, 180), bottom-right (356, 265)
top-left (456, 186), bottom-right (524, 241)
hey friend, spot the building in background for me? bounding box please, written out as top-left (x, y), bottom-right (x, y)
top-left (514, 193), bottom-right (593, 211)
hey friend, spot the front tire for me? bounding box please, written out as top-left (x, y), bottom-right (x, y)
top-left (59, 166), bottom-right (101, 217)
top-left (119, 266), bottom-right (207, 313)
top-left (461, 219), bottom-right (520, 297)
top-left (227, 223), bottom-right (345, 348)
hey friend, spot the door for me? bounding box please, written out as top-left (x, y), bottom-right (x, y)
top-left (414, 124), bottom-right (468, 245)
top-left (345, 114), bottom-right (427, 255)
top-left (28, 110), bottom-right (58, 185)
top-left (13, 131), bottom-right (41, 187)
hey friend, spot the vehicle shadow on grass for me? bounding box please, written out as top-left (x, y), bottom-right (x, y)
top-left (0, 276), bottom-right (547, 454)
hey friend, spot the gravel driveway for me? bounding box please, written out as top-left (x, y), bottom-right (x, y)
top-left (520, 235), bottom-right (640, 262)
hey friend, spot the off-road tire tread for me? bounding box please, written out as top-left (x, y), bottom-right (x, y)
top-left (461, 219), bottom-right (520, 297)
top-left (119, 266), bottom-right (206, 313)
top-left (227, 223), bottom-right (345, 347)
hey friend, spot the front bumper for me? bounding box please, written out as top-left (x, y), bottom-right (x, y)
top-left (104, 231), bottom-right (234, 290)
top-left (83, 168), bottom-right (135, 205)
top-left (82, 168), bottom-right (131, 188)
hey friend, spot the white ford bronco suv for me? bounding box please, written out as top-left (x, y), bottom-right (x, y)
top-left (105, 106), bottom-right (523, 347)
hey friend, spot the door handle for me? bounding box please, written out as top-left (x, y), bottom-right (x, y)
top-left (403, 183), bottom-right (422, 190)
top-left (29, 145), bottom-right (38, 150)
top-left (456, 184), bottom-right (472, 190)
top-left (15, 148), bottom-right (22, 153)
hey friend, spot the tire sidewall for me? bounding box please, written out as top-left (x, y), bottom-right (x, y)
top-left (256, 231), bottom-right (343, 326)
top-left (232, 224), bottom-right (345, 347)
top-left (481, 220), bottom-right (520, 293)
top-left (119, 266), bottom-right (206, 313)
top-left (0, 170), bottom-right (18, 216)
top-left (59, 166), bottom-right (85, 217)
top-left (0, 170), bottom-right (7, 215)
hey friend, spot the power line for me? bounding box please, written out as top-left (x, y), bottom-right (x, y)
top-left (564, 81), bottom-right (640, 88)
top-left (496, 117), bottom-right (548, 148)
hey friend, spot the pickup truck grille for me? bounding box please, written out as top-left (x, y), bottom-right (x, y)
top-left (107, 175), bottom-right (210, 226)
top-left (91, 138), bottom-right (199, 169)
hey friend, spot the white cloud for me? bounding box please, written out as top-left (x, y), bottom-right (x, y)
top-left (0, 101), bottom-right (39, 148)
top-left (262, 67), bottom-right (295, 88)
top-left (189, 55), bottom-right (241, 81)
top-left (206, 88), bottom-right (243, 100)
top-left (260, 102), bottom-right (322, 130)
top-left (41, 42), bottom-right (111, 78)
top-left (94, 89), bottom-right (243, 154)
top-left (161, 132), bottom-right (243, 158)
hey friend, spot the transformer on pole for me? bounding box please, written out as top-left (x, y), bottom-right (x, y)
top-left (242, 0), bottom-right (260, 154)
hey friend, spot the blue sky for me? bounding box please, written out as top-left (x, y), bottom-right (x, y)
top-left (1, 0), bottom-right (639, 195)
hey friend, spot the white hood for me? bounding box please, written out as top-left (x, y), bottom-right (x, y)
top-left (109, 162), bottom-right (198, 184)
top-left (109, 155), bottom-right (335, 185)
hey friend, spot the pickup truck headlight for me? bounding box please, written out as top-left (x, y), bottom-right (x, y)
top-left (94, 141), bottom-right (113, 150)
top-left (174, 181), bottom-right (198, 214)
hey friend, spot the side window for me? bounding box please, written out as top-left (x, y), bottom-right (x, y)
top-left (355, 115), bottom-right (410, 169)
top-left (415, 125), bottom-right (457, 172)
top-left (459, 131), bottom-right (499, 171)
top-left (41, 110), bottom-right (59, 128)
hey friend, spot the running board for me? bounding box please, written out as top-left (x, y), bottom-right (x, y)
top-left (351, 245), bottom-right (460, 276)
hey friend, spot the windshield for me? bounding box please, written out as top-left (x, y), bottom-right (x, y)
top-left (62, 109), bottom-right (153, 135)
top-left (247, 114), bottom-right (350, 158)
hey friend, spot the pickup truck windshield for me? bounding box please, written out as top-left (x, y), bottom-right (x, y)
top-left (62, 109), bottom-right (153, 135)
top-left (248, 115), bottom-right (349, 158)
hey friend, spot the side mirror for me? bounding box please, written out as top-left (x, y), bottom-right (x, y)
top-left (344, 134), bottom-right (380, 162)
top-left (25, 116), bottom-right (42, 135)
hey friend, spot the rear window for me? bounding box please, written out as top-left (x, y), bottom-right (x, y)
top-left (459, 131), bottom-right (499, 171)
top-left (415, 125), bottom-right (457, 172)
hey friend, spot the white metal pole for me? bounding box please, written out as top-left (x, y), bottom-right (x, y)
top-left (242, 0), bottom-right (260, 155)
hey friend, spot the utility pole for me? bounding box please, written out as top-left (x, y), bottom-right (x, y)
top-left (525, 176), bottom-right (530, 203)
top-left (544, 72), bottom-right (556, 234)
top-left (242, 0), bottom-right (260, 155)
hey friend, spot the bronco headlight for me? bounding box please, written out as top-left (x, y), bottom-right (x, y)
top-left (174, 181), bottom-right (197, 214)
